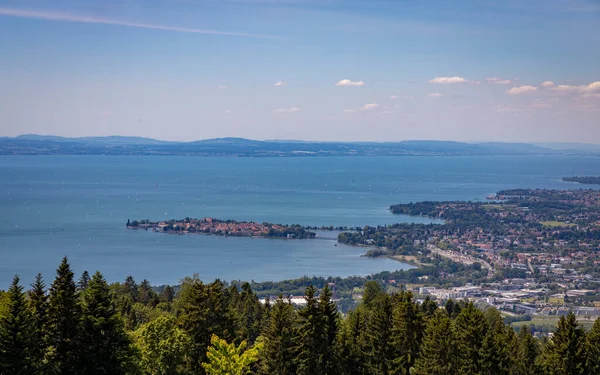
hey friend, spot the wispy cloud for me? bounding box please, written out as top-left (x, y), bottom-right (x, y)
top-left (274, 81), bottom-right (287, 87)
top-left (0, 7), bottom-right (277, 38)
top-left (219, 85), bottom-right (229, 89)
top-left (429, 76), bottom-right (468, 84)
top-left (360, 103), bottom-right (379, 111)
top-left (343, 109), bottom-right (357, 113)
top-left (540, 81), bottom-right (555, 88)
top-left (506, 85), bottom-right (538, 95)
top-left (487, 77), bottom-right (513, 85)
top-left (273, 107), bottom-right (300, 114)
top-left (390, 95), bottom-right (413, 100)
top-left (428, 92), bottom-right (443, 98)
top-left (335, 79), bottom-right (365, 87)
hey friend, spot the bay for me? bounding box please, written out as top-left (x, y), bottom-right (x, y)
top-left (1, 155), bottom-right (599, 287)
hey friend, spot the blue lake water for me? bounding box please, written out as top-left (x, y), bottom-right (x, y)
top-left (1, 155), bottom-right (599, 287)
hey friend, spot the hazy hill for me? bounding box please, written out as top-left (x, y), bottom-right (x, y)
top-left (1, 135), bottom-right (598, 156)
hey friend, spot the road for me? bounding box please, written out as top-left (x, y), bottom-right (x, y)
top-left (427, 244), bottom-right (494, 275)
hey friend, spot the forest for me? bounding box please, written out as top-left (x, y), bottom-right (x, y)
top-left (1, 257), bottom-right (600, 375)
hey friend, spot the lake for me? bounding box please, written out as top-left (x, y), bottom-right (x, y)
top-left (1, 155), bottom-right (599, 287)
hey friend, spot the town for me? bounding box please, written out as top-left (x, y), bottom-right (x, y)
top-left (126, 217), bottom-right (317, 239)
top-left (336, 188), bottom-right (600, 333)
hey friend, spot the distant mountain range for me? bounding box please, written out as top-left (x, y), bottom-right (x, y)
top-left (0, 135), bottom-right (598, 157)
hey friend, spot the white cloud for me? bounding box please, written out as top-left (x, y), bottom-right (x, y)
top-left (428, 76), bottom-right (467, 84)
top-left (219, 85), bottom-right (229, 89)
top-left (343, 109), bottom-right (357, 113)
top-left (335, 79), bottom-right (365, 87)
top-left (360, 103), bottom-right (379, 111)
top-left (540, 81), bottom-right (555, 88)
top-left (0, 7), bottom-right (277, 38)
top-left (550, 81), bottom-right (600, 96)
top-left (506, 86), bottom-right (538, 95)
top-left (428, 92), bottom-right (443, 98)
top-left (273, 107), bottom-right (300, 114)
top-left (487, 77), bottom-right (513, 85)
top-left (224, 110), bottom-right (232, 114)
top-left (390, 95), bottom-right (413, 100)
top-left (274, 81), bottom-right (287, 87)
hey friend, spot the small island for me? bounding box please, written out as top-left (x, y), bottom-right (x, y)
top-left (126, 217), bottom-right (316, 239)
top-left (562, 176), bottom-right (600, 185)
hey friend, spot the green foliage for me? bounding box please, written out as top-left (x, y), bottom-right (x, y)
top-left (134, 315), bottom-right (192, 375)
top-left (587, 318), bottom-right (600, 375)
top-left (412, 310), bottom-right (457, 375)
top-left (540, 312), bottom-right (587, 375)
top-left (259, 297), bottom-right (297, 375)
top-left (390, 291), bottom-right (425, 375)
top-left (28, 273), bottom-right (49, 374)
top-left (0, 275), bottom-right (34, 375)
top-left (202, 334), bottom-right (262, 375)
top-left (79, 271), bottom-right (136, 374)
top-left (454, 302), bottom-right (488, 375)
top-left (46, 256), bottom-right (82, 374)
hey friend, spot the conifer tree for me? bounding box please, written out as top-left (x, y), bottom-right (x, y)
top-left (541, 312), bottom-right (587, 375)
top-left (79, 271), bottom-right (134, 374)
top-left (454, 302), bottom-right (488, 375)
top-left (365, 293), bottom-right (394, 375)
top-left (178, 279), bottom-right (233, 374)
top-left (336, 306), bottom-right (367, 375)
top-left (46, 256), bottom-right (82, 375)
top-left (587, 318), bottom-right (600, 375)
top-left (391, 291), bottom-right (425, 375)
top-left (77, 270), bottom-right (90, 292)
top-left (123, 275), bottom-right (138, 303)
top-left (259, 297), bottom-right (297, 375)
top-left (160, 285), bottom-right (175, 303)
top-left (515, 325), bottom-right (541, 375)
top-left (412, 310), bottom-right (457, 375)
top-left (0, 275), bottom-right (34, 375)
top-left (296, 285), bottom-right (325, 375)
top-left (319, 283), bottom-right (339, 375)
top-left (234, 282), bottom-right (264, 344)
top-left (480, 311), bottom-right (513, 375)
top-left (28, 273), bottom-right (49, 373)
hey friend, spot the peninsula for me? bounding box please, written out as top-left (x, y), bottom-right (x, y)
top-left (563, 176), bottom-right (600, 185)
top-left (126, 217), bottom-right (316, 239)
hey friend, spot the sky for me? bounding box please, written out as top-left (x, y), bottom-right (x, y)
top-left (0, 0), bottom-right (599, 143)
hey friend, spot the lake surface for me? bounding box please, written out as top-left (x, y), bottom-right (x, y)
top-left (1, 155), bottom-right (599, 287)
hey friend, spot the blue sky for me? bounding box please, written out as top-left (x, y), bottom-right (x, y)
top-left (0, 0), bottom-right (599, 142)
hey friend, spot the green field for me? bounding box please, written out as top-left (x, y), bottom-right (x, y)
top-left (540, 221), bottom-right (576, 227)
top-left (511, 316), bottom-right (596, 331)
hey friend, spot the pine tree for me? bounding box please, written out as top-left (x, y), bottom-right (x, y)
top-left (79, 271), bottom-right (134, 374)
top-left (138, 279), bottom-right (156, 305)
top-left (46, 256), bottom-right (82, 375)
top-left (412, 310), bottom-right (457, 375)
top-left (454, 302), bottom-right (488, 375)
top-left (336, 306), bottom-right (368, 375)
top-left (541, 312), bottom-right (587, 375)
top-left (318, 283), bottom-right (339, 375)
top-left (160, 285), bottom-right (175, 303)
top-left (259, 297), bottom-right (297, 375)
top-left (0, 275), bottom-right (34, 375)
top-left (77, 270), bottom-right (90, 292)
top-left (480, 311), bottom-right (513, 375)
top-left (587, 318), bottom-right (600, 375)
top-left (123, 275), bottom-right (138, 303)
top-left (515, 325), bottom-right (541, 375)
top-left (365, 293), bottom-right (394, 375)
top-left (178, 279), bottom-right (233, 374)
top-left (28, 273), bottom-right (49, 373)
top-left (234, 282), bottom-right (264, 344)
top-left (296, 285), bottom-right (325, 375)
top-left (391, 291), bottom-right (425, 375)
